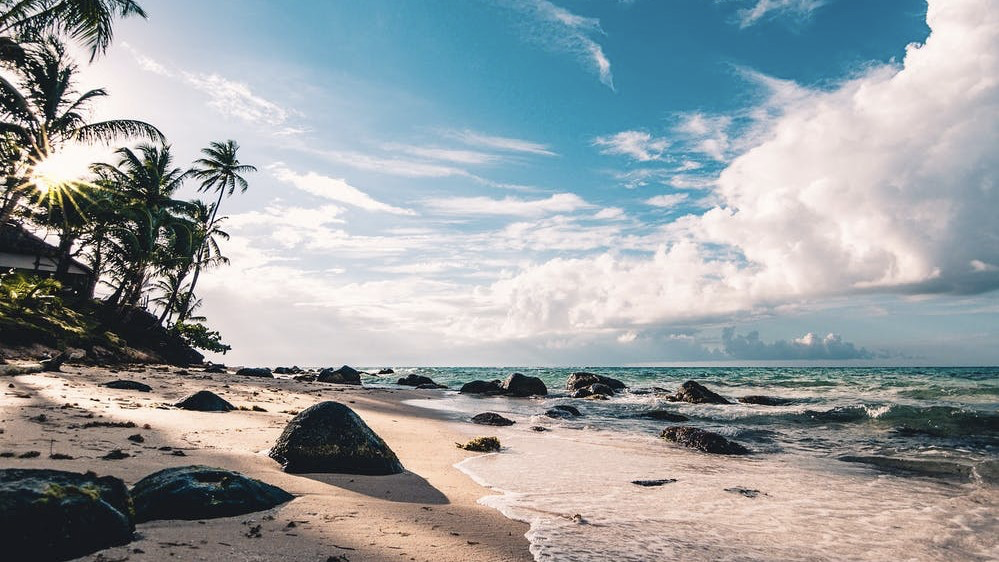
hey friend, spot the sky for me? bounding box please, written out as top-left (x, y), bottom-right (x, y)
top-left (62, 0), bottom-right (999, 366)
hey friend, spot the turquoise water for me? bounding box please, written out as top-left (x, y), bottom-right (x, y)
top-left (378, 367), bottom-right (998, 560)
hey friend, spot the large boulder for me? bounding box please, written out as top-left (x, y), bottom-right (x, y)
top-left (471, 412), bottom-right (515, 426)
top-left (397, 374), bottom-right (436, 387)
top-left (501, 373), bottom-right (548, 397)
top-left (317, 365), bottom-right (362, 385)
top-left (102, 380), bottom-right (152, 392)
top-left (175, 390), bottom-right (235, 412)
top-left (235, 367), bottom-right (273, 378)
top-left (660, 426), bottom-right (749, 455)
top-left (565, 372), bottom-right (626, 392)
top-left (0, 468), bottom-right (133, 561)
top-left (666, 381), bottom-right (731, 404)
top-left (460, 379), bottom-right (505, 395)
top-left (269, 401), bottom-right (404, 475)
top-left (131, 465), bottom-right (293, 523)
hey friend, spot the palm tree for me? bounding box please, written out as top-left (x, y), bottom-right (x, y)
top-left (156, 199), bottom-right (228, 325)
top-left (176, 140), bottom-right (254, 322)
top-left (0, 37), bottom-right (162, 223)
top-left (91, 143), bottom-right (192, 307)
top-left (0, 0), bottom-right (146, 61)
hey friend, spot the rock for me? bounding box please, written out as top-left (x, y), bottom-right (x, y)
top-left (583, 393), bottom-right (609, 401)
top-left (0, 468), bottom-right (133, 561)
top-left (396, 374), bottom-right (436, 386)
top-left (573, 383), bottom-right (614, 398)
top-left (459, 379), bottom-right (505, 395)
top-left (175, 390), bottom-right (236, 412)
top-left (636, 410), bottom-right (690, 422)
top-left (293, 373), bottom-right (317, 382)
top-left (666, 381), bottom-right (731, 404)
top-left (415, 383), bottom-right (448, 390)
top-left (738, 395), bottom-right (794, 406)
top-left (501, 373), bottom-right (548, 397)
top-left (660, 426), bottom-right (750, 455)
top-left (565, 372), bottom-right (626, 392)
top-left (127, 434), bottom-right (144, 443)
top-left (131, 465), bottom-right (294, 523)
top-left (471, 412), bottom-right (515, 426)
top-left (530, 426), bottom-right (548, 432)
top-left (456, 437), bottom-right (501, 452)
top-left (544, 405), bottom-right (582, 418)
top-left (377, 368), bottom-right (395, 375)
top-left (316, 365), bottom-right (362, 385)
top-left (269, 401), bottom-right (404, 475)
top-left (203, 363), bottom-right (227, 373)
top-left (40, 351), bottom-right (72, 372)
top-left (235, 367), bottom-right (273, 378)
top-left (102, 449), bottom-right (130, 460)
top-left (631, 479), bottom-right (677, 487)
top-left (724, 487), bottom-right (762, 498)
top-left (102, 380), bottom-right (152, 392)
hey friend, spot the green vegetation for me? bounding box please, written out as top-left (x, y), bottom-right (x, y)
top-left (456, 436), bottom-right (501, 452)
top-left (0, 1), bottom-right (253, 357)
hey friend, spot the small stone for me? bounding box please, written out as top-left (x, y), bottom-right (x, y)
top-left (631, 479), bottom-right (677, 487)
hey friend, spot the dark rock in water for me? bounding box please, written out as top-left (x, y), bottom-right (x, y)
top-left (660, 426), bottom-right (750, 455)
top-left (102, 380), bottom-right (152, 392)
top-left (293, 373), bottom-right (317, 382)
top-left (175, 390), bottom-right (236, 412)
top-left (397, 374), bottom-right (436, 387)
top-left (0, 468), bottom-right (133, 561)
top-left (724, 487), bottom-right (762, 498)
top-left (203, 363), bottom-right (227, 373)
top-left (377, 368), bottom-right (395, 375)
top-left (632, 479), bottom-right (677, 487)
top-left (839, 455), bottom-right (975, 482)
top-left (637, 410), bottom-right (690, 422)
top-left (471, 412), bottom-right (515, 426)
top-left (317, 365), bottom-right (362, 385)
top-left (501, 373), bottom-right (548, 397)
top-left (460, 379), bottom-right (505, 395)
top-left (131, 465), bottom-right (293, 523)
top-left (666, 381), bottom-right (731, 404)
top-left (573, 383), bottom-right (614, 398)
top-left (738, 395), bottom-right (793, 406)
top-left (545, 405), bottom-right (582, 418)
top-left (269, 401), bottom-right (404, 475)
top-left (565, 372), bottom-right (626, 392)
top-left (235, 367), bottom-right (273, 378)
top-left (415, 383), bottom-right (448, 390)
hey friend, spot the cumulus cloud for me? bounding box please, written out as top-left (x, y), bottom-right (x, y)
top-left (473, 0), bottom-right (999, 337)
top-left (594, 130), bottom-right (670, 161)
top-left (502, 0), bottom-right (615, 89)
top-left (424, 193), bottom-right (592, 217)
top-left (269, 164), bottom-right (416, 215)
top-left (721, 328), bottom-right (872, 360)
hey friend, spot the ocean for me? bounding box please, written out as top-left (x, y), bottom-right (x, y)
top-left (380, 367), bottom-right (998, 561)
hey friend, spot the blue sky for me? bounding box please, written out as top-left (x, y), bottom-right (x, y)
top-left (69, 0), bottom-right (998, 366)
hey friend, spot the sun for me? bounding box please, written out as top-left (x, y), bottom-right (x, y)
top-left (29, 148), bottom-right (92, 194)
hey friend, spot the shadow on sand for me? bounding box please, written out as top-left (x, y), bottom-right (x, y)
top-left (298, 469), bottom-right (450, 505)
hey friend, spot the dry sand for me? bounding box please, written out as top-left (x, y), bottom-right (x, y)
top-left (0, 364), bottom-right (532, 562)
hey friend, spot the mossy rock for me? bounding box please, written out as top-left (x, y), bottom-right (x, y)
top-left (0, 468), bottom-right (133, 561)
top-left (457, 437), bottom-right (501, 452)
top-left (131, 465), bottom-right (293, 523)
top-left (269, 401), bottom-right (404, 475)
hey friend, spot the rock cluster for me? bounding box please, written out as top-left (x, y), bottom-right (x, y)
top-left (235, 367), bottom-right (273, 378)
top-left (317, 365), bottom-right (362, 385)
top-left (565, 372), bottom-right (626, 398)
top-left (664, 381), bottom-right (730, 404)
top-left (460, 373), bottom-right (547, 397)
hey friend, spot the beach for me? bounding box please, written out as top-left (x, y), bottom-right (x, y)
top-left (0, 364), bottom-right (531, 562)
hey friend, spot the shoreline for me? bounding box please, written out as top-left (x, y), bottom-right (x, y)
top-left (0, 364), bottom-right (532, 561)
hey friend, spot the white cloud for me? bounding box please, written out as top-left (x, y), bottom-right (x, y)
top-left (644, 193), bottom-right (689, 209)
top-left (387, 144), bottom-right (501, 165)
top-left (594, 130), bottom-right (669, 161)
top-left (314, 148), bottom-right (473, 178)
top-left (450, 129), bottom-right (556, 156)
top-left (674, 113), bottom-right (732, 161)
top-left (424, 193), bottom-right (592, 217)
top-left (729, 0), bottom-right (827, 28)
top-left (504, 0), bottom-right (615, 89)
top-left (593, 207), bottom-right (626, 220)
top-left (269, 163), bottom-right (416, 215)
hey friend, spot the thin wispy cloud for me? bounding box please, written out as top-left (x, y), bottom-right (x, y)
top-left (385, 144), bottom-right (502, 165)
top-left (644, 193), bottom-right (689, 208)
top-left (269, 163), bottom-right (416, 215)
top-left (449, 129), bottom-right (556, 156)
top-left (502, 0), bottom-right (616, 90)
top-left (424, 193), bottom-right (592, 217)
top-left (725, 0), bottom-right (827, 28)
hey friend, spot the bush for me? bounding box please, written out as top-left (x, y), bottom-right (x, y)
top-left (172, 322), bottom-right (231, 354)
